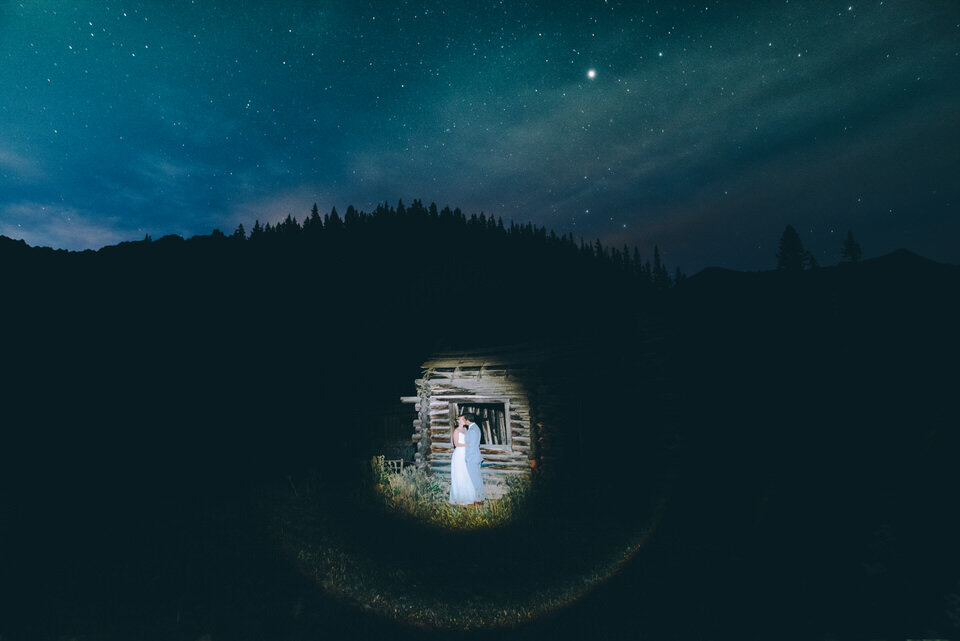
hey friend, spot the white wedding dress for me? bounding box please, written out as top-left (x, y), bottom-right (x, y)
top-left (449, 431), bottom-right (476, 505)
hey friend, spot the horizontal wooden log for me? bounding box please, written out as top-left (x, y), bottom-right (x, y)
top-left (424, 397), bottom-right (529, 410)
top-left (428, 445), bottom-right (524, 454)
top-left (427, 449), bottom-right (529, 459)
top-left (422, 389), bottom-right (526, 398)
top-left (429, 466), bottom-right (530, 477)
top-left (400, 396), bottom-right (419, 403)
top-left (427, 388), bottom-right (526, 395)
top-left (428, 450), bottom-right (528, 460)
top-left (424, 382), bottom-right (522, 389)
top-left (431, 463), bottom-right (530, 472)
top-left (431, 448), bottom-right (528, 461)
top-left (429, 383), bottom-right (509, 392)
top-left (426, 467), bottom-right (528, 477)
top-left (422, 375), bottom-right (511, 385)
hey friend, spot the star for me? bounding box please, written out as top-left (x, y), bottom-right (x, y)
top-left (587, 68), bottom-right (596, 79)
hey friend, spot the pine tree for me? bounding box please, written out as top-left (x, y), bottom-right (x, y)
top-left (776, 225), bottom-right (813, 272)
top-left (841, 230), bottom-right (862, 263)
top-left (305, 203), bottom-right (321, 233)
top-left (325, 206), bottom-right (342, 231)
top-left (653, 245), bottom-right (671, 291)
top-left (674, 266), bottom-right (686, 285)
top-left (344, 205), bottom-right (359, 229)
top-left (280, 214), bottom-right (299, 236)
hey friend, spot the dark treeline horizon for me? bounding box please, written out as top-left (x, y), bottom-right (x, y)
top-left (2, 197), bottom-right (684, 293)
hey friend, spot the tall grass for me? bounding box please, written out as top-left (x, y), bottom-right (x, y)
top-left (370, 457), bottom-right (531, 530)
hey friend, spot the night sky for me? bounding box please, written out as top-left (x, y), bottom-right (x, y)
top-left (2, 1), bottom-right (958, 272)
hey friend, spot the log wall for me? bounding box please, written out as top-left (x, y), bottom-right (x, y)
top-left (402, 353), bottom-right (536, 499)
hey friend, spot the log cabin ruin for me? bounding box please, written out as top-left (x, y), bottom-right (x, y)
top-left (401, 350), bottom-right (538, 499)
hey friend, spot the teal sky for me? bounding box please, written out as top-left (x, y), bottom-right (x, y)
top-left (1, 1), bottom-right (958, 271)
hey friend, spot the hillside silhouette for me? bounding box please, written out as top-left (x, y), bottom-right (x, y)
top-left (1, 205), bottom-right (958, 640)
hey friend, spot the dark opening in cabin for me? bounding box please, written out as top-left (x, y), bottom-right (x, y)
top-left (454, 401), bottom-right (509, 448)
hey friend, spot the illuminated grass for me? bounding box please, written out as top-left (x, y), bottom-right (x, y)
top-left (370, 462), bottom-right (531, 531)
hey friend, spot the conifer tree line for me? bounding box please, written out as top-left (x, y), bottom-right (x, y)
top-left (777, 224), bottom-right (863, 272)
top-left (217, 199), bottom-right (684, 291)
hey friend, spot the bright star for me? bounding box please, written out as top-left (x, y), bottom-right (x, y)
top-left (587, 69), bottom-right (596, 79)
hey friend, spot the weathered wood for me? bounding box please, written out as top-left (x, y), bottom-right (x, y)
top-left (433, 461), bottom-right (529, 469)
top-left (430, 388), bottom-right (525, 395)
top-left (408, 349), bottom-right (548, 471)
top-left (400, 396), bottom-right (419, 403)
top-left (430, 449), bottom-right (530, 459)
top-left (427, 465), bottom-right (527, 475)
top-left (429, 466), bottom-right (529, 477)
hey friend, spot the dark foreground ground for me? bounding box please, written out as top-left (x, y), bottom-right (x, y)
top-left (2, 248), bottom-right (958, 640)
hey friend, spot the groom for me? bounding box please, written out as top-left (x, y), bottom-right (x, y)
top-left (459, 413), bottom-right (485, 504)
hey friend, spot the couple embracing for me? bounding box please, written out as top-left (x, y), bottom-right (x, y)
top-left (449, 413), bottom-right (485, 506)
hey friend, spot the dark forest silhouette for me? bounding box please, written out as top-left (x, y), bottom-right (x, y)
top-left (2, 205), bottom-right (959, 640)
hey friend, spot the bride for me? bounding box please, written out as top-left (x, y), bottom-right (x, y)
top-left (449, 420), bottom-right (476, 505)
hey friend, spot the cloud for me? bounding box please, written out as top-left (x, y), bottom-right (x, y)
top-left (0, 202), bottom-right (138, 250)
top-left (0, 146), bottom-right (45, 182)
